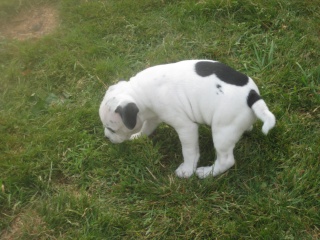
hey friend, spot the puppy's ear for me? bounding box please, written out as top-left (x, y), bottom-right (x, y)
top-left (115, 102), bottom-right (139, 130)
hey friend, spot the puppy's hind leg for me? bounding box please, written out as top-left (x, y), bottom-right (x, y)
top-left (196, 127), bottom-right (241, 179)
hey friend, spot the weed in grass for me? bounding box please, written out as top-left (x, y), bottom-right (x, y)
top-left (252, 39), bottom-right (275, 72)
top-left (296, 62), bottom-right (320, 99)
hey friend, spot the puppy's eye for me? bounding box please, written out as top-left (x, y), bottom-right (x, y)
top-left (106, 127), bottom-right (116, 133)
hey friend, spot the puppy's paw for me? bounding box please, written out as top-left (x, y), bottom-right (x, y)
top-left (246, 125), bottom-right (253, 132)
top-left (175, 163), bottom-right (195, 178)
top-left (130, 132), bottom-right (142, 140)
top-left (196, 166), bottom-right (214, 179)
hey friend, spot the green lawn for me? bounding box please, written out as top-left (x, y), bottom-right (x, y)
top-left (1, 0), bottom-right (319, 239)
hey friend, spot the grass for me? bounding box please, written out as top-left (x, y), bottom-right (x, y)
top-left (0, 0), bottom-right (319, 239)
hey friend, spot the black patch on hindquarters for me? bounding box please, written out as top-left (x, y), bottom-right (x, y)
top-left (195, 61), bottom-right (249, 86)
top-left (247, 89), bottom-right (261, 108)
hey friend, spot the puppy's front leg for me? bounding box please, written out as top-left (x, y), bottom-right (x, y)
top-left (175, 123), bottom-right (199, 178)
top-left (130, 118), bottom-right (161, 140)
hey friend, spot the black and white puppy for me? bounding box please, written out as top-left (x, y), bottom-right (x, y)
top-left (99, 60), bottom-right (276, 178)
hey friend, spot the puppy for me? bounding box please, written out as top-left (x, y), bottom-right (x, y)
top-left (99, 60), bottom-right (276, 178)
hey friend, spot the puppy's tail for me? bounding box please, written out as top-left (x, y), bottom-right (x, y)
top-left (247, 90), bottom-right (276, 135)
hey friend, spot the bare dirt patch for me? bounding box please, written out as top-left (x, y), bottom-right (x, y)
top-left (1, 209), bottom-right (51, 240)
top-left (0, 5), bottom-right (59, 41)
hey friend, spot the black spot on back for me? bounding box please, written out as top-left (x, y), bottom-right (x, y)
top-left (216, 84), bottom-right (223, 94)
top-left (247, 89), bottom-right (261, 108)
top-left (195, 61), bottom-right (249, 86)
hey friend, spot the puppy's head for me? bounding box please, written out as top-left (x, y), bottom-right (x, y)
top-left (99, 82), bottom-right (142, 143)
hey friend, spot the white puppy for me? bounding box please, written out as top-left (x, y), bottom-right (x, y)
top-left (99, 60), bottom-right (276, 178)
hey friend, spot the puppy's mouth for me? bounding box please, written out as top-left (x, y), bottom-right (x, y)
top-left (110, 139), bottom-right (122, 144)
top-left (105, 135), bottom-right (125, 144)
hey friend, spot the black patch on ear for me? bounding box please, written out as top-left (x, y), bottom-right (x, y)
top-left (195, 61), bottom-right (249, 86)
top-left (115, 102), bottom-right (139, 130)
top-left (247, 89), bottom-right (261, 108)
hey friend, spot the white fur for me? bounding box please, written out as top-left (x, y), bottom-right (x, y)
top-left (99, 60), bottom-right (276, 178)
